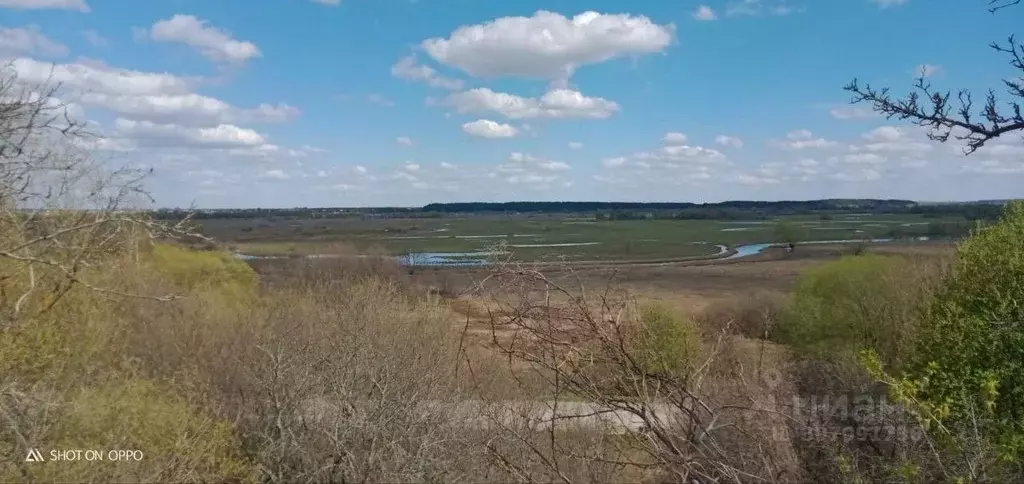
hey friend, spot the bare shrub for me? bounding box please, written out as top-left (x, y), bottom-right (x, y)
top-left (467, 262), bottom-right (806, 483)
top-left (220, 273), bottom-right (486, 482)
top-left (699, 291), bottom-right (788, 341)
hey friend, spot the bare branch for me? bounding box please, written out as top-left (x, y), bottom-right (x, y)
top-left (845, 29), bottom-right (1024, 154)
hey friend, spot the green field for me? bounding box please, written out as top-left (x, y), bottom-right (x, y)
top-left (217, 213), bottom-right (964, 262)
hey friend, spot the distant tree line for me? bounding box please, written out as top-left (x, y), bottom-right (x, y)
top-left (150, 207), bottom-right (431, 221)
top-left (149, 199), bottom-right (1013, 222)
top-left (421, 199), bottom-right (918, 215)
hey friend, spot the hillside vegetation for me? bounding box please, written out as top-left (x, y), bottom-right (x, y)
top-left (3, 66), bottom-right (1024, 483)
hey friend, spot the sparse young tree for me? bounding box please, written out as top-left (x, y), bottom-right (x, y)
top-left (773, 220), bottom-right (807, 252)
top-left (844, 1), bottom-right (1022, 154)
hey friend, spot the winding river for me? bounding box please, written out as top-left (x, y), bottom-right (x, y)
top-left (238, 237), bottom-right (921, 267)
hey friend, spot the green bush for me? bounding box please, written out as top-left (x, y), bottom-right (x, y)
top-left (881, 201), bottom-right (1024, 461)
top-left (3, 379), bottom-right (256, 483)
top-left (145, 243), bottom-right (258, 302)
top-left (633, 304), bottom-right (702, 376)
top-left (779, 254), bottom-right (931, 369)
top-left (773, 220), bottom-right (809, 247)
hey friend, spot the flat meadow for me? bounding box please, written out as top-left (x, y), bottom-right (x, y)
top-left (207, 212), bottom-right (960, 262)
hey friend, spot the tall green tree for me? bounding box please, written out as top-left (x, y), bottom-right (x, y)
top-left (865, 201), bottom-right (1024, 467)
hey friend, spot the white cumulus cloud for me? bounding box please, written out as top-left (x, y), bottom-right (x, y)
top-left (391, 55), bottom-right (464, 90)
top-left (421, 11), bottom-right (674, 80)
top-left (693, 5), bottom-right (717, 20)
top-left (0, 26), bottom-right (68, 57)
top-left (113, 118), bottom-right (268, 149)
top-left (10, 57), bottom-right (195, 95)
top-left (442, 87), bottom-right (619, 119)
top-left (771, 129), bottom-right (837, 149)
top-left (462, 119), bottom-right (519, 138)
top-left (150, 15), bottom-right (261, 65)
top-left (715, 135), bottom-right (744, 148)
top-left (663, 132), bottom-right (688, 145)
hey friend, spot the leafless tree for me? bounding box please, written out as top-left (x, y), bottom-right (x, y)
top-left (466, 260), bottom-right (806, 483)
top-left (0, 62), bottom-right (212, 481)
top-left (843, 1), bottom-right (1022, 154)
top-left (0, 63), bottom-right (205, 330)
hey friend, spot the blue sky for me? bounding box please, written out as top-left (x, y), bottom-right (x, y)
top-left (1, 0), bottom-right (1021, 207)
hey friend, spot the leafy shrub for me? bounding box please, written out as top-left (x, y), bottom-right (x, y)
top-left (778, 254), bottom-right (933, 369)
top-left (144, 243), bottom-right (258, 302)
top-left (876, 201), bottom-right (1024, 462)
top-left (2, 379), bottom-right (255, 483)
top-left (773, 220), bottom-right (809, 248)
top-left (633, 304), bottom-right (702, 376)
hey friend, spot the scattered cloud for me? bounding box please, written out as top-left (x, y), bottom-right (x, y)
top-left (112, 118), bottom-right (268, 150)
top-left (246, 103), bottom-right (301, 123)
top-left (441, 88), bottom-right (619, 120)
top-left (76, 93), bottom-right (298, 126)
top-left (80, 29), bottom-right (108, 47)
top-left (568, 141), bottom-right (584, 150)
top-left (396, 136), bottom-right (414, 146)
top-left (842, 153), bottom-right (888, 164)
top-left (734, 173), bottom-right (781, 185)
top-left (462, 119), bottom-right (519, 138)
top-left (602, 157), bottom-right (628, 168)
top-left (391, 55), bottom-right (464, 90)
top-left (149, 15), bottom-right (261, 66)
top-left (499, 152), bottom-right (571, 174)
top-left (771, 129), bottom-right (838, 150)
top-left (603, 136), bottom-right (729, 173)
top-left (914, 63), bottom-right (942, 78)
top-left (829, 105), bottom-right (877, 120)
top-left (366, 93), bottom-right (395, 107)
top-left (855, 126), bottom-right (933, 154)
top-left (0, 0), bottom-right (89, 11)
top-left (258, 169), bottom-right (291, 181)
top-left (310, 0), bottom-right (340, 5)
top-left (9, 57), bottom-right (196, 95)
top-left (693, 5), bottom-right (717, 20)
top-left (870, 0), bottom-right (910, 9)
top-left (663, 132), bottom-right (688, 145)
top-left (421, 11), bottom-right (674, 81)
top-left (829, 168), bottom-right (882, 182)
top-left (715, 135), bottom-right (744, 148)
top-left (0, 26), bottom-right (68, 57)
top-left (726, 0), bottom-right (800, 17)
top-left (962, 159), bottom-right (1024, 175)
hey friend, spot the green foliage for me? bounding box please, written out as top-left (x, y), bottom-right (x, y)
top-left (1, 242), bottom-right (262, 483)
top-left (145, 243), bottom-right (258, 302)
top-left (8, 379), bottom-right (256, 483)
top-left (633, 304), bottom-right (702, 376)
top-left (773, 220), bottom-right (808, 246)
top-left (780, 255), bottom-right (926, 368)
top-left (894, 201), bottom-right (1024, 460)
